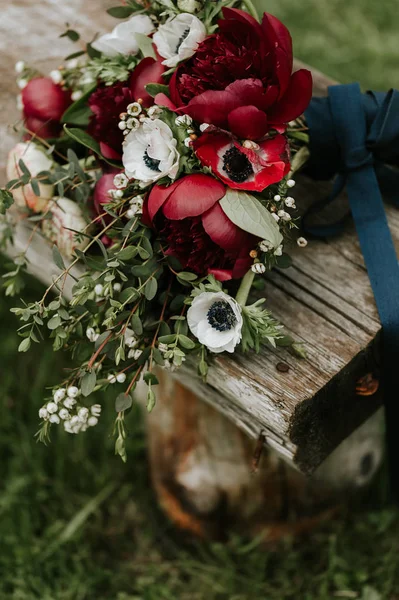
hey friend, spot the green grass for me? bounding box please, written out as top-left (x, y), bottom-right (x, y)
top-left (1, 0), bottom-right (399, 597)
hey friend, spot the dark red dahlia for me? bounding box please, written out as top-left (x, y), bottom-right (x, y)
top-left (146, 174), bottom-right (256, 281)
top-left (88, 57), bottom-right (165, 160)
top-left (156, 8), bottom-right (312, 140)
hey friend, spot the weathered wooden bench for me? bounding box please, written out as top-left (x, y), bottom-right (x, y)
top-left (1, 0), bottom-right (385, 539)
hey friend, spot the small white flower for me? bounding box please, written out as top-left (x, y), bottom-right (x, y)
top-left (158, 342), bottom-right (168, 353)
top-left (153, 13), bottom-right (206, 68)
top-left (274, 245), bottom-right (283, 256)
top-left (53, 388), bottom-right (66, 403)
top-left (91, 15), bottom-right (154, 58)
top-left (17, 78), bottom-right (28, 90)
top-left (118, 121), bottom-right (127, 131)
top-left (70, 416), bottom-right (80, 426)
top-left (126, 117), bottom-right (140, 131)
top-left (78, 407), bottom-right (89, 421)
top-left (113, 283), bottom-right (122, 293)
top-left (86, 327), bottom-right (97, 342)
top-left (67, 386), bottom-right (79, 398)
top-left (91, 404), bottom-right (102, 417)
top-left (58, 408), bottom-right (70, 420)
top-left (251, 263), bottom-right (266, 274)
top-left (49, 414), bottom-right (60, 424)
top-left (123, 118), bottom-right (180, 184)
top-left (273, 194), bottom-right (281, 202)
top-left (15, 60), bottom-right (25, 73)
top-left (66, 58), bottom-right (79, 69)
top-left (127, 102), bottom-right (142, 117)
top-left (278, 210), bottom-right (291, 221)
top-left (46, 402), bottom-right (58, 414)
top-left (116, 373), bottom-right (127, 383)
top-left (113, 173), bottom-right (129, 189)
top-left (128, 348), bottom-right (143, 360)
top-left (125, 334), bottom-right (138, 349)
top-left (259, 240), bottom-right (274, 253)
top-left (287, 179), bottom-right (296, 188)
top-left (184, 137), bottom-right (193, 148)
top-left (39, 407), bottom-right (48, 420)
top-left (94, 284), bottom-right (104, 296)
top-left (71, 90), bottom-right (83, 101)
top-left (88, 416), bottom-right (98, 427)
top-left (63, 397), bottom-right (76, 409)
top-left (177, 0), bottom-right (203, 12)
top-left (284, 197), bottom-right (296, 208)
top-left (108, 373), bottom-right (117, 384)
top-left (175, 114), bottom-right (193, 127)
top-left (147, 106), bottom-right (163, 119)
top-left (297, 237), bottom-right (308, 248)
top-left (187, 292), bottom-right (243, 354)
top-left (50, 69), bottom-right (63, 84)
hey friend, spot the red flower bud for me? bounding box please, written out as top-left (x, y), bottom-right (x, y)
top-left (22, 77), bottom-right (71, 134)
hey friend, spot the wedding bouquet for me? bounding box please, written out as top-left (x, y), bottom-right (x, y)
top-left (0, 0), bottom-right (312, 458)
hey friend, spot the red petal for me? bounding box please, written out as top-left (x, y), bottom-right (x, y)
top-left (232, 252), bottom-right (253, 279)
top-left (24, 116), bottom-right (61, 139)
top-left (184, 89), bottom-right (242, 127)
top-left (268, 69), bottom-right (313, 124)
top-left (100, 142), bottom-right (122, 161)
top-left (163, 174), bottom-right (225, 220)
top-left (22, 77), bottom-right (71, 121)
top-left (208, 268), bottom-right (233, 282)
top-left (262, 13), bottom-right (293, 62)
top-left (222, 7), bottom-right (261, 30)
top-left (154, 93), bottom-right (177, 111)
top-left (147, 180), bottom-right (181, 223)
top-left (202, 202), bottom-right (250, 253)
top-left (129, 57), bottom-right (165, 108)
top-left (228, 105), bottom-right (268, 140)
top-left (169, 69), bottom-right (184, 107)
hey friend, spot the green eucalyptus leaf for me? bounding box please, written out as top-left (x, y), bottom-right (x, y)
top-left (220, 189), bottom-right (283, 248)
top-left (18, 338), bottom-right (31, 353)
top-left (63, 126), bottom-right (101, 155)
top-left (115, 392), bottom-right (133, 412)
top-left (52, 245), bottom-right (66, 271)
top-left (144, 278), bottom-right (158, 301)
top-left (81, 371), bottom-right (97, 397)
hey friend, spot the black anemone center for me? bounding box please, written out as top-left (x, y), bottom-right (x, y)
top-left (143, 149), bottom-right (161, 172)
top-left (207, 300), bottom-right (237, 332)
top-left (176, 28), bottom-right (190, 53)
top-left (222, 147), bottom-right (254, 183)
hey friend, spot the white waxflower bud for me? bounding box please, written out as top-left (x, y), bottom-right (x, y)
top-left (70, 415), bottom-right (80, 426)
top-left (175, 114), bottom-right (193, 127)
top-left (118, 121), bottom-right (127, 131)
top-left (271, 213), bottom-right (280, 222)
top-left (50, 69), bottom-right (63, 84)
top-left (113, 173), bottom-right (129, 189)
top-left (71, 90), bottom-right (83, 102)
top-left (91, 404), bottom-right (102, 417)
top-left (284, 197), bottom-right (296, 208)
top-left (78, 407), bottom-right (89, 421)
top-left (127, 102), bottom-right (142, 116)
top-left (63, 398), bottom-right (76, 409)
top-left (200, 123), bottom-right (210, 132)
top-left (126, 208), bottom-right (136, 219)
top-left (259, 240), bottom-right (274, 253)
top-left (277, 210), bottom-right (291, 221)
top-left (251, 263), bottom-right (266, 274)
top-left (46, 402), bottom-right (58, 414)
top-left (273, 194), bottom-right (281, 202)
top-left (58, 408), bottom-right (70, 420)
top-left (67, 386), bottom-right (79, 398)
top-left (113, 283), bottom-right (122, 292)
top-left (128, 348), bottom-right (143, 360)
top-left (39, 407), bottom-right (48, 420)
top-left (17, 79), bottom-right (28, 90)
top-left (86, 327), bottom-right (97, 342)
top-left (116, 373), bottom-right (127, 383)
top-left (297, 237), bottom-right (308, 248)
top-left (147, 106), bottom-right (163, 119)
top-left (49, 414), bottom-right (60, 424)
top-left (88, 416), bottom-right (99, 427)
top-left (177, 0), bottom-right (202, 13)
top-left (53, 388), bottom-right (66, 403)
top-left (287, 179), bottom-right (296, 188)
top-left (107, 373), bottom-right (117, 384)
top-left (184, 137), bottom-right (193, 147)
top-left (67, 58), bottom-right (79, 69)
top-left (242, 140), bottom-right (260, 150)
top-left (274, 245), bottom-right (283, 256)
top-left (126, 117), bottom-right (140, 130)
top-left (94, 284), bottom-right (104, 296)
top-left (158, 342), bottom-right (168, 353)
top-left (125, 336), bottom-right (138, 349)
top-left (15, 61), bottom-right (25, 73)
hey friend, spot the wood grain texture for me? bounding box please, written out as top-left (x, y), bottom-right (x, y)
top-left (0, 0), bottom-right (385, 475)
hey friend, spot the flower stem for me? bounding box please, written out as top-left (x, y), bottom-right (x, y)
top-left (242, 0), bottom-right (260, 21)
top-left (235, 269), bottom-right (255, 306)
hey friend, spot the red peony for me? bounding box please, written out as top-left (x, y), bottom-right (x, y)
top-left (156, 8), bottom-right (312, 140)
top-left (88, 57), bottom-right (165, 161)
top-left (194, 131), bottom-right (290, 192)
top-left (22, 77), bottom-right (72, 139)
top-left (146, 173), bottom-right (255, 281)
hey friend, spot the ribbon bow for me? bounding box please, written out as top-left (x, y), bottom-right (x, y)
top-left (305, 83), bottom-right (399, 493)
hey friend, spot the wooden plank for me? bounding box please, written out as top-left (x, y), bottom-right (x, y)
top-left (0, 0), bottom-right (385, 474)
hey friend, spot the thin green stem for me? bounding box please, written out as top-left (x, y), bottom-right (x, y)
top-left (235, 269), bottom-right (255, 306)
top-left (242, 0), bottom-right (260, 21)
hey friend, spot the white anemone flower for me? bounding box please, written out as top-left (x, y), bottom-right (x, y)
top-left (91, 15), bottom-right (154, 57)
top-left (123, 118), bottom-right (180, 184)
top-left (187, 292), bottom-right (243, 354)
top-left (153, 13), bottom-right (206, 68)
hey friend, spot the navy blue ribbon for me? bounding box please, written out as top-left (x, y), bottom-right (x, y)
top-left (305, 83), bottom-right (399, 492)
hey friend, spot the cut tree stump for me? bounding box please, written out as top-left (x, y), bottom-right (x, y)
top-left (0, 0), bottom-right (386, 538)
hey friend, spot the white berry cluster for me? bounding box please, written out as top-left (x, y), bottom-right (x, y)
top-left (124, 329), bottom-right (143, 360)
top-left (126, 195), bottom-right (144, 219)
top-left (175, 114), bottom-right (197, 148)
top-left (118, 102), bottom-right (143, 136)
top-left (38, 387), bottom-right (102, 434)
top-left (107, 372), bottom-right (127, 384)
